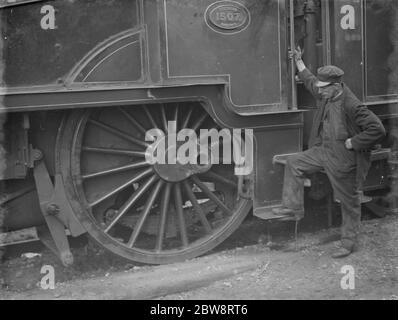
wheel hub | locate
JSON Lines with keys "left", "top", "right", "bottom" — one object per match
{"left": 153, "top": 139, "right": 212, "bottom": 182}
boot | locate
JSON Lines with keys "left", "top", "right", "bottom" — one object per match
{"left": 331, "top": 247, "right": 353, "bottom": 259}
{"left": 272, "top": 207, "right": 304, "bottom": 218}
{"left": 331, "top": 242, "right": 357, "bottom": 259}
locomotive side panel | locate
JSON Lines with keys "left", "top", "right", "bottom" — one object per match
{"left": 162, "top": 0, "right": 288, "bottom": 109}
{"left": 331, "top": 0, "right": 398, "bottom": 104}
{"left": 331, "top": 0, "right": 364, "bottom": 99}
{"left": 365, "top": 0, "right": 398, "bottom": 101}
{"left": 1, "top": 0, "right": 293, "bottom": 115}
{"left": 1, "top": 0, "right": 140, "bottom": 88}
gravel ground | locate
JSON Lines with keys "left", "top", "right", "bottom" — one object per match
{"left": 0, "top": 210, "right": 397, "bottom": 300}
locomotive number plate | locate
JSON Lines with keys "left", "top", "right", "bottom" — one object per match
{"left": 205, "top": 1, "right": 250, "bottom": 34}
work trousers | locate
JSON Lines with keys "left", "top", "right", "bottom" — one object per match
{"left": 282, "top": 146, "right": 361, "bottom": 249}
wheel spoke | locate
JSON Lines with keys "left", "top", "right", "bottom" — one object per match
{"left": 89, "top": 168, "right": 153, "bottom": 207}
{"left": 156, "top": 183, "right": 172, "bottom": 252}
{"left": 191, "top": 176, "right": 232, "bottom": 216}
{"left": 82, "top": 161, "right": 149, "bottom": 180}
{"left": 118, "top": 107, "right": 147, "bottom": 136}
{"left": 181, "top": 107, "right": 193, "bottom": 130}
{"left": 191, "top": 113, "right": 208, "bottom": 132}
{"left": 82, "top": 146, "right": 145, "bottom": 158}
{"left": 89, "top": 119, "right": 149, "bottom": 148}
{"left": 183, "top": 180, "right": 212, "bottom": 234}
{"left": 127, "top": 180, "right": 164, "bottom": 248}
{"left": 174, "top": 104, "right": 179, "bottom": 129}
{"left": 173, "top": 183, "right": 189, "bottom": 248}
{"left": 144, "top": 106, "right": 159, "bottom": 129}
{"left": 160, "top": 104, "right": 168, "bottom": 132}
{"left": 201, "top": 171, "right": 237, "bottom": 189}
{"left": 104, "top": 175, "right": 158, "bottom": 233}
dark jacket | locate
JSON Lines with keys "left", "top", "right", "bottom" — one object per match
{"left": 299, "top": 68, "right": 386, "bottom": 182}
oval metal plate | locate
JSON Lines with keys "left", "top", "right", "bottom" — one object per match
{"left": 205, "top": 1, "right": 250, "bottom": 34}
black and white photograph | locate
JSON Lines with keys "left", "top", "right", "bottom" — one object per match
{"left": 0, "top": 0, "right": 397, "bottom": 304}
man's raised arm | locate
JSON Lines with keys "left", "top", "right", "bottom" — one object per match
{"left": 290, "top": 47, "right": 321, "bottom": 99}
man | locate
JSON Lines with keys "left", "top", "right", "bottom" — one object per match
{"left": 273, "top": 47, "right": 386, "bottom": 258}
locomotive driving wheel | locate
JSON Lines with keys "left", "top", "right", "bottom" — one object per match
{"left": 57, "top": 104, "right": 251, "bottom": 264}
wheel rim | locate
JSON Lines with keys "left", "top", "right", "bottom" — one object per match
{"left": 59, "top": 104, "right": 251, "bottom": 264}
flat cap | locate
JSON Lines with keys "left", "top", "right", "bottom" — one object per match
{"left": 315, "top": 65, "right": 345, "bottom": 87}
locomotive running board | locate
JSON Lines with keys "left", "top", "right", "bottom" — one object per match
{"left": 0, "top": 227, "right": 39, "bottom": 247}
{"left": 0, "top": 0, "right": 45, "bottom": 9}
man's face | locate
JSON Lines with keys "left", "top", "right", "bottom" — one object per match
{"left": 318, "top": 83, "right": 342, "bottom": 99}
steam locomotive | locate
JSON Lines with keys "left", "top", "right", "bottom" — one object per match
{"left": 0, "top": 0, "right": 395, "bottom": 266}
